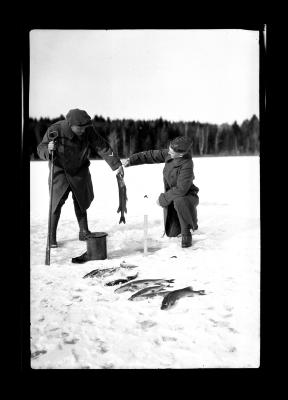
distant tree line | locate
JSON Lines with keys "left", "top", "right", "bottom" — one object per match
{"left": 27, "top": 114, "right": 259, "bottom": 160}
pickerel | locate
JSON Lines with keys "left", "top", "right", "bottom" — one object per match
{"left": 129, "top": 290, "right": 171, "bottom": 301}
{"left": 161, "top": 286, "right": 206, "bottom": 310}
{"left": 105, "top": 272, "right": 139, "bottom": 286}
{"left": 83, "top": 267, "right": 120, "bottom": 279}
{"left": 83, "top": 261, "right": 138, "bottom": 279}
{"left": 114, "top": 278, "right": 175, "bottom": 294}
{"left": 128, "top": 285, "right": 170, "bottom": 301}
{"left": 116, "top": 173, "right": 127, "bottom": 224}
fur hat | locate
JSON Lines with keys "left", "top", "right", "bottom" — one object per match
{"left": 66, "top": 109, "right": 91, "bottom": 126}
{"left": 170, "top": 136, "right": 192, "bottom": 153}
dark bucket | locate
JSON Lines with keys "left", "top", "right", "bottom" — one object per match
{"left": 86, "top": 232, "right": 108, "bottom": 260}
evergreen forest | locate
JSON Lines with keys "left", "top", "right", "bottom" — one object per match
{"left": 28, "top": 114, "right": 259, "bottom": 160}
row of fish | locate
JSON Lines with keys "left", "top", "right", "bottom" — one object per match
{"left": 82, "top": 261, "right": 206, "bottom": 310}
{"left": 113, "top": 278, "right": 205, "bottom": 309}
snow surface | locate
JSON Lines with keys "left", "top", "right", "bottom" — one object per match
{"left": 30, "top": 156, "right": 260, "bottom": 369}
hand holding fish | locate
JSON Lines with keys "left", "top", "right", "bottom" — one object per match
{"left": 115, "top": 165, "right": 124, "bottom": 177}
{"left": 123, "top": 159, "right": 130, "bottom": 167}
{"left": 48, "top": 141, "right": 56, "bottom": 153}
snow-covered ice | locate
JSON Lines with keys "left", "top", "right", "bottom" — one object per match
{"left": 30, "top": 156, "right": 260, "bottom": 369}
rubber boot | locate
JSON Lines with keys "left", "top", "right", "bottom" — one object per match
{"left": 72, "top": 252, "right": 89, "bottom": 263}
{"left": 74, "top": 201, "right": 91, "bottom": 241}
{"left": 181, "top": 231, "right": 192, "bottom": 248}
{"left": 50, "top": 210, "right": 61, "bottom": 248}
{"left": 78, "top": 213, "right": 91, "bottom": 240}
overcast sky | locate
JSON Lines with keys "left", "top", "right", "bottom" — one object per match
{"left": 29, "top": 29, "right": 259, "bottom": 124}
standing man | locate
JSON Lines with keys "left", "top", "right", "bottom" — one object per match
{"left": 37, "top": 108, "right": 123, "bottom": 248}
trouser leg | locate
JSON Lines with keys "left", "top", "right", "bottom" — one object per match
{"left": 165, "top": 203, "right": 181, "bottom": 237}
{"left": 190, "top": 196, "right": 199, "bottom": 231}
{"left": 50, "top": 209, "right": 61, "bottom": 248}
{"left": 50, "top": 187, "right": 70, "bottom": 247}
{"left": 72, "top": 194, "right": 91, "bottom": 240}
{"left": 173, "top": 197, "right": 193, "bottom": 234}
{"left": 173, "top": 196, "right": 198, "bottom": 248}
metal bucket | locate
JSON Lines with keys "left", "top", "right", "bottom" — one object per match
{"left": 86, "top": 232, "right": 108, "bottom": 260}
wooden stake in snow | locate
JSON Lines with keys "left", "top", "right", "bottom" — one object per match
{"left": 143, "top": 195, "right": 148, "bottom": 256}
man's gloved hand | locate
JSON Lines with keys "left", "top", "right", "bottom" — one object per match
{"left": 48, "top": 141, "right": 56, "bottom": 154}
{"left": 115, "top": 165, "right": 124, "bottom": 177}
{"left": 123, "top": 159, "right": 130, "bottom": 167}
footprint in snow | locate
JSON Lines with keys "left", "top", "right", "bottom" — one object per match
{"left": 228, "top": 327, "right": 238, "bottom": 334}
{"left": 162, "top": 336, "right": 177, "bottom": 342}
{"left": 40, "top": 299, "right": 49, "bottom": 308}
{"left": 63, "top": 337, "right": 79, "bottom": 344}
{"left": 223, "top": 313, "right": 233, "bottom": 318}
{"left": 31, "top": 350, "right": 47, "bottom": 359}
{"left": 71, "top": 295, "right": 83, "bottom": 302}
{"left": 139, "top": 320, "right": 157, "bottom": 329}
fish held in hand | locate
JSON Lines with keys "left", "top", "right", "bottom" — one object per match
{"left": 161, "top": 287, "right": 206, "bottom": 310}
{"left": 114, "top": 278, "right": 174, "bottom": 294}
{"left": 116, "top": 174, "right": 127, "bottom": 224}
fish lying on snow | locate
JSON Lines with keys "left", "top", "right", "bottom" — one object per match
{"left": 128, "top": 285, "right": 170, "bottom": 301}
{"left": 83, "top": 261, "right": 138, "bottom": 279}
{"left": 130, "top": 290, "right": 171, "bottom": 301}
{"left": 161, "top": 286, "right": 206, "bottom": 310}
{"left": 120, "top": 261, "right": 139, "bottom": 269}
{"left": 105, "top": 272, "right": 139, "bottom": 286}
{"left": 83, "top": 267, "right": 120, "bottom": 279}
{"left": 114, "top": 279, "right": 175, "bottom": 294}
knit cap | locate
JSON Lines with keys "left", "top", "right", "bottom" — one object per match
{"left": 170, "top": 136, "right": 192, "bottom": 153}
{"left": 66, "top": 109, "right": 92, "bottom": 126}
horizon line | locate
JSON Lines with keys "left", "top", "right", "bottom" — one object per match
{"left": 28, "top": 113, "right": 259, "bottom": 126}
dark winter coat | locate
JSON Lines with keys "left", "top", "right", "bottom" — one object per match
{"left": 128, "top": 149, "right": 199, "bottom": 237}
{"left": 37, "top": 120, "right": 122, "bottom": 214}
